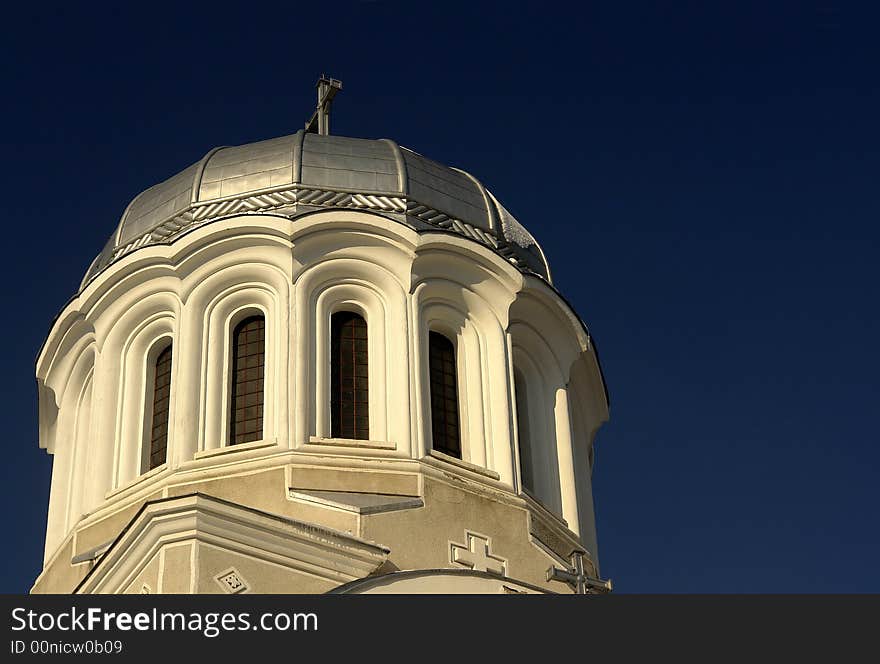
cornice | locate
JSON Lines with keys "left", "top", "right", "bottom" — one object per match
{"left": 82, "top": 183, "right": 545, "bottom": 292}
{"left": 75, "top": 493, "right": 390, "bottom": 593}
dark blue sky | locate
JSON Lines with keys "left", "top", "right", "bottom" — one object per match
{"left": 2, "top": 2, "right": 877, "bottom": 593}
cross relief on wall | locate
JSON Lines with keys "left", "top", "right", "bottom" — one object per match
{"left": 449, "top": 531, "right": 507, "bottom": 577}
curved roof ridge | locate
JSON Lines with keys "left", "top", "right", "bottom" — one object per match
{"left": 191, "top": 146, "right": 227, "bottom": 204}
{"left": 379, "top": 138, "right": 408, "bottom": 195}
{"left": 450, "top": 166, "right": 498, "bottom": 233}
{"left": 291, "top": 128, "right": 306, "bottom": 185}
{"left": 114, "top": 190, "right": 144, "bottom": 246}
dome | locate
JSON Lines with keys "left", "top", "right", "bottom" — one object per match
{"left": 81, "top": 130, "right": 551, "bottom": 290}
{"left": 38, "top": 123, "right": 610, "bottom": 596}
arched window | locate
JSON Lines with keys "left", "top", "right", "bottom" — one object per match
{"left": 229, "top": 315, "right": 265, "bottom": 445}
{"left": 147, "top": 344, "right": 173, "bottom": 471}
{"left": 331, "top": 312, "right": 369, "bottom": 439}
{"left": 428, "top": 331, "right": 461, "bottom": 458}
{"left": 514, "top": 368, "right": 535, "bottom": 492}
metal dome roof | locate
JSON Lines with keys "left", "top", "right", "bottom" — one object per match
{"left": 81, "top": 130, "right": 550, "bottom": 290}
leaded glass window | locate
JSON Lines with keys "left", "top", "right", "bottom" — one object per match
{"left": 148, "top": 344, "right": 172, "bottom": 470}
{"left": 428, "top": 332, "right": 461, "bottom": 458}
{"left": 229, "top": 316, "right": 265, "bottom": 445}
{"left": 331, "top": 312, "right": 369, "bottom": 440}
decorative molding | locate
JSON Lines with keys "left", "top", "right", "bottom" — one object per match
{"left": 307, "top": 436, "right": 396, "bottom": 451}
{"left": 424, "top": 450, "right": 501, "bottom": 481}
{"left": 193, "top": 438, "right": 279, "bottom": 461}
{"left": 332, "top": 569, "right": 546, "bottom": 594}
{"left": 449, "top": 531, "right": 507, "bottom": 576}
{"left": 214, "top": 567, "right": 249, "bottom": 594}
{"left": 70, "top": 540, "right": 112, "bottom": 566}
{"left": 74, "top": 493, "right": 390, "bottom": 594}
{"left": 89, "top": 184, "right": 540, "bottom": 291}
{"left": 104, "top": 460, "right": 168, "bottom": 502}
{"left": 288, "top": 489, "right": 423, "bottom": 516}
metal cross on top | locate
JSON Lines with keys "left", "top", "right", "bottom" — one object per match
{"left": 305, "top": 75, "right": 343, "bottom": 136}
{"left": 546, "top": 550, "right": 612, "bottom": 595}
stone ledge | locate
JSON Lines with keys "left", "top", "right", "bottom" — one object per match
{"left": 423, "top": 450, "right": 501, "bottom": 481}
{"left": 288, "top": 489, "right": 423, "bottom": 515}
{"left": 193, "top": 438, "right": 279, "bottom": 460}
{"left": 307, "top": 436, "right": 396, "bottom": 451}
{"left": 289, "top": 465, "right": 420, "bottom": 497}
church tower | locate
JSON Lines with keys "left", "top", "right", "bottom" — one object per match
{"left": 33, "top": 80, "right": 610, "bottom": 594}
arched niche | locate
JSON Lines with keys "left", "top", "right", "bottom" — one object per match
{"left": 511, "top": 336, "right": 564, "bottom": 516}
{"left": 289, "top": 213, "right": 416, "bottom": 455}
{"left": 412, "top": 276, "right": 516, "bottom": 486}
{"left": 294, "top": 255, "right": 409, "bottom": 454}
{"left": 114, "top": 315, "right": 176, "bottom": 489}
{"left": 508, "top": 279, "right": 606, "bottom": 536}
{"left": 186, "top": 270, "right": 287, "bottom": 456}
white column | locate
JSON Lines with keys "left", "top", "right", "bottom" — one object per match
{"left": 409, "top": 294, "right": 429, "bottom": 459}
{"left": 173, "top": 303, "right": 201, "bottom": 464}
{"left": 44, "top": 433, "right": 72, "bottom": 563}
{"left": 84, "top": 349, "right": 120, "bottom": 511}
{"left": 293, "top": 281, "right": 313, "bottom": 447}
{"left": 506, "top": 333, "right": 523, "bottom": 493}
{"left": 115, "top": 345, "right": 145, "bottom": 486}
{"left": 485, "top": 324, "right": 515, "bottom": 487}
{"left": 461, "top": 323, "right": 486, "bottom": 466}
{"left": 554, "top": 385, "right": 580, "bottom": 536}
{"left": 66, "top": 380, "right": 93, "bottom": 533}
